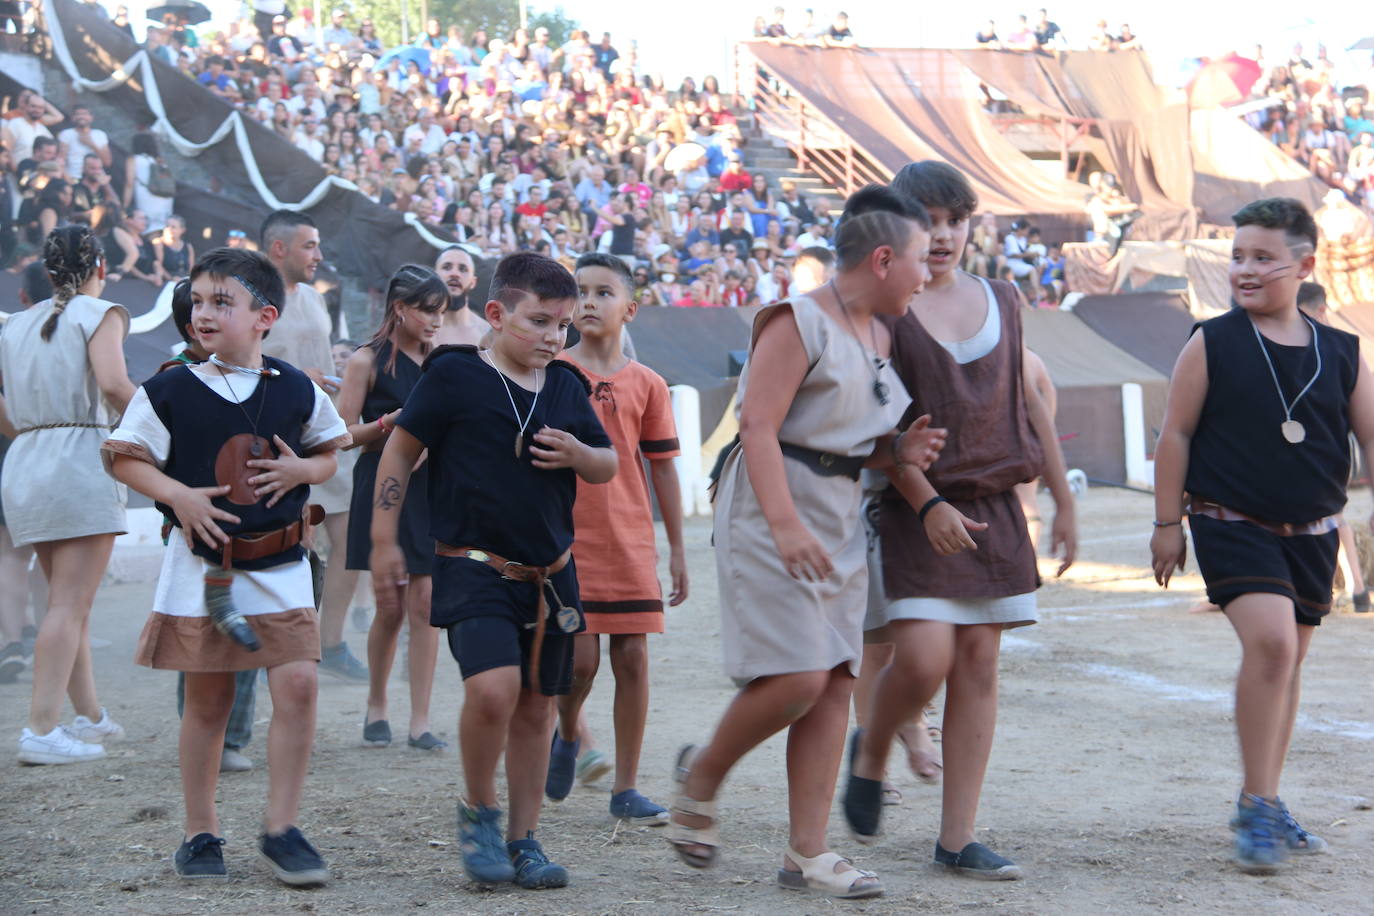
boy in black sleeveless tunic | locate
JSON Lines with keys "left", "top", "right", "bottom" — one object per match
{"left": 105, "top": 249, "right": 349, "bottom": 886}
{"left": 1151, "top": 199, "right": 1374, "bottom": 874}
{"left": 369, "top": 253, "right": 615, "bottom": 890}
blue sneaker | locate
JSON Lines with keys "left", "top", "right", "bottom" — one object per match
{"left": 458, "top": 803, "right": 515, "bottom": 885}
{"left": 609, "top": 789, "right": 670, "bottom": 825}
{"left": 545, "top": 733, "right": 579, "bottom": 801}
{"left": 259, "top": 826, "right": 330, "bottom": 886}
{"left": 1233, "top": 793, "right": 1289, "bottom": 874}
{"left": 507, "top": 832, "right": 569, "bottom": 889}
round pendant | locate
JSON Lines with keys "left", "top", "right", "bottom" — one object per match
{"left": 249, "top": 438, "right": 265, "bottom": 458}
{"left": 556, "top": 604, "right": 583, "bottom": 634}
{"left": 1281, "top": 420, "right": 1306, "bottom": 444}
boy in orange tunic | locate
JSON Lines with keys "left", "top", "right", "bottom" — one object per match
{"left": 545, "top": 252, "right": 689, "bottom": 823}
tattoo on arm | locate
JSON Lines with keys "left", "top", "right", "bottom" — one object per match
{"left": 376, "top": 475, "right": 402, "bottom": 511}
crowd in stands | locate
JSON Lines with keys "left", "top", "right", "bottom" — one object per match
{"left": 1242, "top": 43, "right": 1374, "bottom": 212}
{"left": 972, "top": 9, "right": 1141, "bottom": 53}
{"left": 751, "top": 7, "right": 855, "bottom": 46}
{"left": 1, "top": 83, "right": 193, "bottom": 286}
{"left": 2, "top": 2, "right": 847, "bottom": 307}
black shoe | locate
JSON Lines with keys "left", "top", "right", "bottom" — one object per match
{"left": 842, "top": 729, "right": 884, "bottom": 844}
{"left": 933, "top": 840, "right": 1024, "bottom": 880}
{"left": 259, "top": 826, "right": 330, "bottom": 886}
{"left": 1354, "top": 591, "right": 1370, "bottom": 613}
{"left": 362, "top": 718, "right": 391, "bottom": 747}
{"left": 174, "top": 833, "right": 227, "bottom": 880}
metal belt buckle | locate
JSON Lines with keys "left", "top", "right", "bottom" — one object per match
{"left": 463, "top": 549, "right": 492, "bottom": 563}
{"left": 819, "top": 452, "right": 835, "bottom": 468}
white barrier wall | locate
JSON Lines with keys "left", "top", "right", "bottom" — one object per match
{"left": 1122, "top": 382, "right": 1153, "bottom": 490}
{"left": 669, "top": 385, "right": 711, "bottom": 517}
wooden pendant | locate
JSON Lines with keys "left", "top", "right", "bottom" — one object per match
{"left": 515, "top": 432, "right": 523, "bottom": 458}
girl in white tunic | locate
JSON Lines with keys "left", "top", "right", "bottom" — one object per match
{"left": 0, "top": 225, "right": 135, "bottom": 765}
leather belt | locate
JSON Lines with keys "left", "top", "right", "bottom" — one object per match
{"left": 436, "top": 544, "right": 574, "bottom": 692}
{"left": 1188, "top": 498, "right": 1339, "bottom": 538}
{"left": 212, "top": 504, "right": 325, "bottom": 569}
{"left": 779, "top": 442, "right": 866, "bottom": 481}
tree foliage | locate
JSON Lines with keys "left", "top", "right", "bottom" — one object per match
{"left": 341, "top": 0, "right": 577, "bottom": 50}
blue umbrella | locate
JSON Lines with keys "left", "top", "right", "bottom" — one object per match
{"left": 376, "top": 46, "right": 432, "bottom": 76}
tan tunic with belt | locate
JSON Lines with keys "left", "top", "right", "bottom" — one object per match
{"left": 714, "top": 294, "right": 910, "bottom": 686}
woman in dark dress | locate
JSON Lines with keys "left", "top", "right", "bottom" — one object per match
{"left": 336, "top": 265, "right": 447, "bottom": 751}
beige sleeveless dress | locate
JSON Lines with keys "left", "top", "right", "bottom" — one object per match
{"left": 0, "top": 295, "right": 129, "bottom": 546}
{"left": 713, "top": 294, "right": 910, "bottom": 686}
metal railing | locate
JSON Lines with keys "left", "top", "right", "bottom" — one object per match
{"left": 733, "top": 41, "right": 891, "bottom": 199}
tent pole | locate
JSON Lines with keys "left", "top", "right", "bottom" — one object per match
{"left": 1060, "top": 117, "right": 1069, "bottom": 178}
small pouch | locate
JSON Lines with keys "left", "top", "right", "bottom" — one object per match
{"left": 214, "top": 432, "right": 273, "bottom": 506}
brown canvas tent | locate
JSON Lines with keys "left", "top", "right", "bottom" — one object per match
{"left": 1071, "top": 292, "right": 1196, "bottom": 377}
{"left": 1022, "top": 308, "right": 1168, "bottom": 482}
{"left": 744, "top": 43, "right": 1089, "bottom": 218}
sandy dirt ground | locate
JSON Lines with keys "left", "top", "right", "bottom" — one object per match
{"left": 2, "top": 486, "right": 1373, "bottom": 915}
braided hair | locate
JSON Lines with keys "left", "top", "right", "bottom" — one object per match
{"left": 40, "top": 225, "right": 103, "bottom": 342}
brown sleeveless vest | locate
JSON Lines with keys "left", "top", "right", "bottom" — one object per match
{"left": 879, "top": 278, "right": 1043, "bottom": 600}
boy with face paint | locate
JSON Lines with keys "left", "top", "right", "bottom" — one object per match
{"left": 106, "top": 247, "right": 349, "bottom": 885}
{"left": 370, "top": 252, "right": 616, "bottom": 889}
{"left": 1152, "top": 198, "right": 1374, "bottom": 873}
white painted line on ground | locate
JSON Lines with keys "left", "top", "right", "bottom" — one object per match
{"left": 1040, "top": 596, "right": 1182, "bottom": 615}
{"left": 1002, "top": 640, "right": 1374, "bottom": 742}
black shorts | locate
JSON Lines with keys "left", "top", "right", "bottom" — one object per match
{"left": 435, "top": 554, "right": 582, "bottom": 696}
{"left": 1189, "top": 513, "right": 1338, "bottom": 626}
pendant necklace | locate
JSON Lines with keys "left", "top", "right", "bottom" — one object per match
{"left": 829, "top": 281, "right": 891, "bottom": 406}
{"left": 482, "top": 350, "right": 542, "bottom": 457}
{"left": 1250, "top": 314, "right": 1321, "bottom": 445}
{"left": 215, "top": 362, "right": 271, "bottom": 457}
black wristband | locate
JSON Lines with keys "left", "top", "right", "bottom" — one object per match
{"left": 918, "top": 495, "right": 947, "bottom": 523}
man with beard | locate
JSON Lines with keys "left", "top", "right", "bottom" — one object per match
{"left": 434, "top": 245, "right": 490, "bottom": 347}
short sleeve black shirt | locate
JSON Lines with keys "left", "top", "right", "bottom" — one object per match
{"left": 397, "top": 347, "right": 612, "bottom": 566}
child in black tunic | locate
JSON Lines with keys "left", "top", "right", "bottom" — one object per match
{"left": 370, "top": 253, "right": 616, "bottom": 890}
{"left": 337, "top": 265, "right": 445, "bottom": 751}
{"left": 1152, "top": 198, "right": 1374, "bottom": 874}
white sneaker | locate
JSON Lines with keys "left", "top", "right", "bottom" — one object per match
{"left": 18, "top": 726, "right": 108, "bottom": 765}
{"left": 220, "top": 747, "right": 254, "bottom": 772}
{"left": 68, "top": 708, "right": 125, "bottom": 744}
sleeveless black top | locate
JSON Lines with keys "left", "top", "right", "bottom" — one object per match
{"left": 1186, "top": 307, "right": 1359, "bottom": 523}
{"left": 362, "top": 339, "right": 423, "bottom": 426}
{"left": 161, "top": 240, "right": 190, "bottom": 277}
{"left": 144, "top": 358, "right": 316, "bottom": 568}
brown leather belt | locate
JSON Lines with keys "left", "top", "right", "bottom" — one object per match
{"left": 1188, "top": 498, "right": 1339, "bottom": 538}
{"left": 437, "top": 543, "right": 572, "bottom": 691}
{"left": 205, "top": 504, "right": 326, "bottom": 569}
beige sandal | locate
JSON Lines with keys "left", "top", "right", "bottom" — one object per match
{"left": 777, "top": 848, "right": 884, "bottom": 899}
{"left": 667, "top": 744, "right": 720, "bottom": 868}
